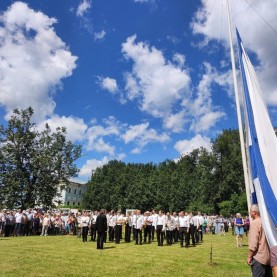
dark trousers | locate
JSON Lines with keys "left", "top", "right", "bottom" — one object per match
{"left": 134, "top": 228, "right": 142, "bottom": 244}
{"left": 173, "top": 228, "right": 179, "bottom": 242}
{"left": 166, "top": 230, "right": 173, "bottom": 245}
{"left": 82, "top": 226, "right": 88, "bottom": 242}
{"left": 15, "top": 223, "right": 22, "bottom": 236}
{"left": 4, "top": 225, "right": 12, "bottom": 237}
{"left": 151, "top": 226, "right": 155, "bottom": 241}
{"left": 198, "top": 225, "right": 203, "bottom": 241}
{"left": 26, "top": 221, "right": 32, "bottom": 236}
{"left": 144, "top": 225, "right": 152, "bottom": 242}
{"left": 125, "top": 224, "right": 131, "bottom": 242}
{"left": 115, "top": 225, "right": 122, "bottom": 243}
{"left": 91, "top": 224, "right": 96, "bottom": 241}
{"left": 179, "top": 227, "right": 189, "bottom": 247}
{"left": 189, "top": 224, "right": 196, "bottom": 245}
{"left": 97, "top": 231, "right": 105, "bottom": 249}
{"left": 156, "top": 225, "right": 164, "bottom": 246}
{"left": 251, "top": 258, "right": 272, "bottom": 277}
{"left": 109, "top": 226, "right": 114, "bottom": 241}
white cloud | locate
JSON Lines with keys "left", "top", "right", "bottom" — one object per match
{"left": 94, "top": 30, "right": 106, "bottom": 41}
{"left": 163, "top": 111, "right": 187, "bottom": 133}
{"left": 187, "top": 62, "right": 226, "bottom": 132}
{"left": 174, "top": 134, "right": 212, "bottom": 156}
{"left": 122, "top": 122, "right": 170, "bottom": 153}
{"left": 122, "top": 35, "right": 190, "bottom": 129}
{"left": 76, "top": 0, "right": 91, "bottom": 17}
{"left": 79, "top": 156, "right": 109, "bottom": 178}
{"left": 133, "top": 0, "right": 155, "bottom": 3}
{"left": 172, "top": 53, "right": 185, "bottom": 68}
{"left": 191, "top": 0, "right": 277, "bottom": 106}
{"left": 98, "top": 76, "right": 118, "bottom": 94}
{"left": 0, "top": 2, "right": 77, "bottom": 121}
{"left": 38, "top": 115, "right": 88, "bottom": 142}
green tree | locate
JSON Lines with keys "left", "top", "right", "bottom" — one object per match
{"left": 0, "top": 107, "right": 82, "bottom": 209}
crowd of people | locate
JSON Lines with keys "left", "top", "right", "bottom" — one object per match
{"left": 0, "top": 205, "right": 276, "bottom": 276}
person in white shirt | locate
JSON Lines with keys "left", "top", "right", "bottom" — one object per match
{"left": 172, "top": 212, "right": 179, "bottom": 243}
{"left": 81, "top": 211, "right": 90, "bottom": 242}
{"left": 124, "top": 212, "right": 132, "bottom": 243}
{"left": 90, "top": 210, "right": 98, "bottom": 241}
{"left": 115, "top": 211, "right": 124, "bottom": 244}
{"left": 143, "top": 211, "right": 153, "bottom": 243}
{"left": 197, "top": 211, "right": 204, "bottom": 242}
{"left": 134, "top": 210, "right": 144, "bottom": 245}
{"left": 151, "top": 210, "right": 158, "bottom": 241}
{"left": 165, "top": 212, "right": 175, "bottom": 245}
{"left": 190, "top": 212, "right": 198, "bottom": 246}
{"left": 178, "top": 211, "right": 190, "bottom": 248}
{"left": 41, "top": 214, "right": 50, "bottom": 236}
{"left": 156, "top": 210, "right": 166, "bottom": 246}
{"left": 14, "top": 209, "right": 23, "bottom": 236}
{"left": 108, "top": 210, "right": 116, "bottom": 242}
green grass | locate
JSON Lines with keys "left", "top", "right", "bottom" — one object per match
{"left": 0, "top": 232, "right": 250, "bottom": 277}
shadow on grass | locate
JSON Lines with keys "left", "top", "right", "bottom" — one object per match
{"left": 103, "top": 246, "right": 116, "bottom": 250}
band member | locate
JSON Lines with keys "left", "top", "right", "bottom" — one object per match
{"left": 90, "top": 210, "right": 98, "bottom": 241}
{"left": 95, "top": 209, "right": 107, "bottom": 249}
{"left": 179, "top": 211, "right": 190, "bottom": 248}
{"left": 190, "top": 211, "right": 198, "bottom": 246}
{"left": 144, "top": 211, "right": 153, "bottom": 243}
{"left": 81, "top": 211, "right": 90, "bottom": 242}
{"left": 172, "top": 211, "right": 179, "bottom": 243}
{"left": 125, "top": 212, "right": 132, "bottom": 243}
{"left": 134, "top": 210, "right": 144, "bottom": 245}
{"left": 151, "top": 210, "right": 158, "bottom": 241}
{"left": 165, "top": 212, "right": 175, "bottom": 245}
{"left": 197, "top": 211, "right": 204, "bottom": 242}
{"left": 115, "top": 211, "right": 123, "bottom": 244}
{"left": 156, "top": 210, "right": 166, "bottom": 246}
{"left": 108, "top": 210, "right": 116, "bottom": 242}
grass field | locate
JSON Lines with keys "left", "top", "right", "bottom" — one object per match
{"left": 0, "top": 232, "right": 250, "bottom": 277}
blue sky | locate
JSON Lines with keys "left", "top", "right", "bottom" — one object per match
{"left": 0, "top": 0, "right": 277, "bottom": 182}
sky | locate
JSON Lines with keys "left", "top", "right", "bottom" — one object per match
{"left": 0, "top": 0, "right": 277, "bottom": 182}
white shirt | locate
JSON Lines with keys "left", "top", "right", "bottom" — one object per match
{"left": 134, "top": 214, "right": 144, "bottom": 229}
{"left": 115, "top": 214, "right": 124, "bottom": 225}
{"left": 109, "top": 215, "right": 116, "bottom": 227}
{"left": 152, "top": 213, "right": 158, "bottom": 228}
{"left": 197, "top": 215, "right": 204, "bottom": 225}
{"left": 179, "top": 216, "right": 190, "bottom": 228}
{"left": 81, "top": 216, "right": 90, "bottom": 227}
{"left": 15, "top": 213, "right": 23, "bottom": 224}
{"left": 156, "top": 215, "right": 166, "bottom": 226}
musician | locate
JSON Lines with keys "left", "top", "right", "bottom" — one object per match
{"left": 90, "top": 210, "right": 98, "bottom": 241}
{"left": 165, "top": 212, "right": 175, "bottom": 245}
{"left": 81, "top": 211, "right": 90, "bottom": 242}
{"left": 190, "top": 211, "right": 198, "bottom": 246}
{"left": 134, "top": 210, "right": 144, "bottom": 245}
{"left": 144, "top": 211, "right": 153, "bottom": 243}
{"left": 125, "top": 212, "right": 132, "bottom": 243}
{"left": 197, "top": 211, "right": 204, "bottom": 242}
{"left": 108, "top": 210, "right": 116, "bottom": 242}
{"left": 156, "top": 210, "right": 166, "bottom": 246}
{"left": 115, "top": 211, "right": 123, "bottom": 244}
{"left": 151, "top": 210, "right": 158, "bottom": 241}
{"left": 172, "top": 211, "right": 179, "bottom": 243}
{"left": 179, "top": 211, "right": 190, "bottom": 248}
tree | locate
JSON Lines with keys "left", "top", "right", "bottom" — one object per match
{"left": 0, "top": 107, "right": 82, "bottom": 209}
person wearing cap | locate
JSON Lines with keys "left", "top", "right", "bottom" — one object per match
{"left": 144, "top": 211, "right": 153, "bottom": 243}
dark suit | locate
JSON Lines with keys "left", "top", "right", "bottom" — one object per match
{"left": 95, "top": 213, "right": 107, "bottom": 249}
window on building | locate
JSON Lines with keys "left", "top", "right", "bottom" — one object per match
{"left": 79, "top": 190, "right": 82, "bottom": 195}
{"left": 67, "top": 201, "right": 70, "bottom": 205}
{"left": 74, "top": 189, "right": 77, "bottom": 194}
{"left": 73, "top": 202, "right": 75, "bottom": 206}
{"left": 78, "top": 202, "right": 80, "bottom": 206}
{"left": 68, "top": 188, "right": 71, "bottom": 193}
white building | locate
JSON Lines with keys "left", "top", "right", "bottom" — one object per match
{"left": 54, "top": 180, "right": 87, "bottom": 207}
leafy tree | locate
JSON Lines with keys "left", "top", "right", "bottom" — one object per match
{"left": 0, "top": 107, "right": 82, "bottom": 209}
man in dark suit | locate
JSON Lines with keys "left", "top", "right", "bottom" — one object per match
{"left": 95, "top": 209, "right": 107, "bottom": 249}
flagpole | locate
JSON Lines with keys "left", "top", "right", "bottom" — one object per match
{"left": 226, "top": 0, "right": 251, "bottom": 211}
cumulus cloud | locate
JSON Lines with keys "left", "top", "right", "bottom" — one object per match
{"left": 174, "top": 134, "right": 212, "bottom": 156}
{"left": 191, "top": 0, "right": 277, "bottom": 105}
{"left": 76, "top": 0, "right": 91, "bottom": 17}
{"left": 98, "top": 76, "right": 118, "bottom": 94}
{"left": 122, "top": 122, "right": 170, "bottom": 153}
{"left": 37, "top": 115, "right": 88, "bottom": 143}
{"left": 0, "top": 2, "right": 77, "bottom": 121}
{"left": 172, "top": 53, "right": 185, "bottom": 68}
{"left": 188, "top": 62, "right": 226, "bottom": 132}
{"left": 94, "top": 30, "right": 106, "bottom": 41}
{"left": 122, "top": 35, "right": 190, "bottom": 131}
{"left": 79, "top": 156, "right": 109, "bottom": 178}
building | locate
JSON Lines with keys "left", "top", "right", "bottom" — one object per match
{"left": 54, "top": 180, "right": 87, "bottom": 207}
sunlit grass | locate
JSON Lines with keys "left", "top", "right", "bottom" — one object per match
{"left": 0, "top": 231, "right": 250, "bottom": 277}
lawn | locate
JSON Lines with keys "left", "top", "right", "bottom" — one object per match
{"left": 0, "top": 232, "right": 250, "bottom": 277}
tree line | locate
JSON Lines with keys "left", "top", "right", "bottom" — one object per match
{"left": 83, "top": 129, "right": 248, "bottom": 216}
